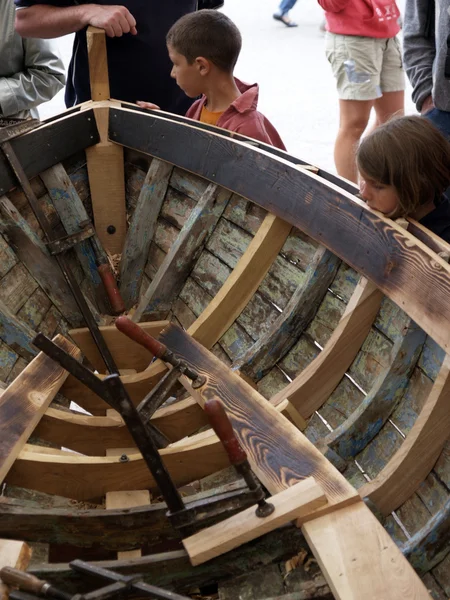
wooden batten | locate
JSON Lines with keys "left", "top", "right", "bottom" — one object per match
{"left": 85, "top": 27, "right": 126, "bottom": 254}
{"left": 183, "top": 478, "right": 327, "bottom": 566}
{"left": 0, "top": 539, "right": 31, "bottom": 600}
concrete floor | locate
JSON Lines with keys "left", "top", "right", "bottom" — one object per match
{"left": 37, "top": 0, "right": 416, "bottom": 173}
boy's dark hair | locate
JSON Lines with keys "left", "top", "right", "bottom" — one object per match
{"left": 166, "top": 10, "right": 242, "bottom": 73}
{"left": 357, "top": 115, "right": 450, "bottom": 216}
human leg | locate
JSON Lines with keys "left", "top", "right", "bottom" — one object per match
{"left": 325, "top": 34, "right": 382, "bottom": 181}
{"left": 372, "top": 90, "right": 404, "bottom": 128}
{"left": 335, "top": 99, "right": 373, "bottom": 182}
{"left": 273, "top": 0, "right": 298, "bottom": 26}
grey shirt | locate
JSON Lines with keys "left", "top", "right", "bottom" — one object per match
{"left": 403, "top": 0, "right": 450, "bottom": 112}
{"left": 0, "top": 0, "right": 65, "bottom": 119}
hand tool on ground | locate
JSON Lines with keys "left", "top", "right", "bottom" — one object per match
{"left": 204, "top": 399, "right": 275, "bottom": 518}
{"left": 115, "top": 316, "right": 206, "bottom": 388}
{"left": 0, "top": 567, "right": 72, "bottom": 600}
{"left": 32, "top": 332, "right": 275, "bottom": 534}
{"left": 0, "top": 120, "right": 121, "bottom": 374}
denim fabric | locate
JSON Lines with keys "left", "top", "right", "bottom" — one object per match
{"left": 425, "top": 108, "right": 450, "bottom": 139}
{"left": 276, "top": 0, "right": 297, "bottom": 15}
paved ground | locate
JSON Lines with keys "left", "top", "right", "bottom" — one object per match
{"left": 38, "top": 0, "right": 416, "bottom": 173}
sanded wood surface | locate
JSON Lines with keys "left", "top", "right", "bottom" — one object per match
{"left": 271, "top": 277, "right": 382, "bottom": 417}
{"left": 69, "top": 321, "right": 168, "bottom": 373}
{"left": 183, "top": 477, "right": 327, "bottom": 565}
{"left": 86, "top": 105, "right": 126, "bottom": 254}
{"left": 86, "top": 26, "right": 110, "bottom": 101}
{"left": 0, "top": 539, "right": 31, "bottom": 600}
{"left": 0, "top": 335, "right": 80, "bottom": 485}
{"left": 110, "top": 107, "right": 450, "bottom": 353}
{"left": 361, "top": 353, "right": 450, "bottom": 515}
{"left": 120, "top": 159, "right": 173, "bottom": 308}
{"left": 188, "top": 213, "right": 292, "bottom": 349}
{"left": 160, "top": 323, "right": 358, "bottom": 515}
{"left": 133, "top": 183, "right": 230, "bottom": 322}
{"left": 302, "top": 502, "right": 431, "bottom": 600}
{"left": 0, "top": 195, "right": 82, "bottom": 326}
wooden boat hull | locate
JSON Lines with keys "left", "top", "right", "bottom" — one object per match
{"left": 0, "top": 101, "right": 449, "bottom": 599}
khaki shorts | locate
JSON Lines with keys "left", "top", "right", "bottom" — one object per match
{"left": 325, "top": 33, "right": 405, "bottom": 101}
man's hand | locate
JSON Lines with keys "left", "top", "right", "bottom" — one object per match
{"left": 137, "top": 101, "right": 161, "bottom": 110}
{"left": 84, "top": 4, "right": 137, "bottom": 37}
{"left": 421, "top": 95, "right": 434, "bottom": 114}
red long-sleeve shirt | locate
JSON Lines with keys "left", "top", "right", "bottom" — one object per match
{"left": 319, "top": 0, "right": 400, "bottom": 38}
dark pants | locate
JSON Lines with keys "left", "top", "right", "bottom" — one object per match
{"left": 425, "top": 107, "right": 450, "bottom": 139}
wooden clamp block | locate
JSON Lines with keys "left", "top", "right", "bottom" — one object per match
{"left": 182, "top": 477, "right": 327, "bottom": 566}
{"left": 0, "top": 539, "right": 32, "bottom": 600}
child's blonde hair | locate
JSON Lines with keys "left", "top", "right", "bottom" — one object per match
{"left": 356, "top": 115, "right": 450, "bottom": 216}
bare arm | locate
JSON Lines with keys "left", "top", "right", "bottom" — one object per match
{"left": 15, "top": 4, "right": 137, "bottom": 39}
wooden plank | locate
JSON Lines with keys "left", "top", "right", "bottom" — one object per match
{"left": 120, "top": 159, "right": 173, "bottom": 308}
{"left": 183, "top": 478, "right": 327, "bottom": 566}
{"left": 160, "top": 323, "right": 359, "bottom": 515}
{"left": 60, "top": 360, "right": 168, "bottom": 415}
{"left": 302, "top": 502, "right": 431, "bottom": 600}
{"left": 237, "top": 246, "right": 340, "bottom": 381}
{"left": 361, "top": 353, "right": 450, "bottom": 515}
{"left": 0, "top": 299, "right": 37, "bottom": 362}
{"left": 188, "top": 214, "right": 292, "bottom": 349}
{"left": 133, "top": 184, "right": 230, "bottom": 322}
{"left": 0, "top": 334, "right": 80, "bottom": 485}
{"left": 0, "top": 110, "right": 99, "bottom": 197}
{"left": 0, "top": 195, "right": 82, "bottom": 326}
{"left": 324, "top": 321, "right": 426, "bottom": 459}
{"left": 110, "top": 107, "right": 450, "bottom": 354}
{"left": 0, "top": 539, "right": 31, "bottom": 600}
{"left": 69, "top": 320, "right": 168, "bottom": 373}
{"left": 40, "top": 164, "right": 108, "bottom": 312}
{"left": 271, "top": 278, "right": 382, "bottom": 417}
{"left": 86, "top": 26, "right": 110, "bottom": 101}
{"left": 86, "top": 106, "right": 126, "bottom": 254}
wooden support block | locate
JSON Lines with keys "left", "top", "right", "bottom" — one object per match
{"left": 0, "top": 539, "right": 32, "bottom": 600}
{"left": 277, "top": 399, "right": 307, "bottom": 431}
{"left": 183, "top": 477, "right": 326, "bottom": 566}
{"left": 105, "top": 445, "right": 151, "bottom": 560}
{"left": 86, "top": 26, "right": 110, "bottom": 101}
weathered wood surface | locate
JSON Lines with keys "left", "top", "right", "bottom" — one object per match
{"left": 402, "top": 498, "right": 450, "bottom": 575}
{"left": 271, "top": 277, "right": 382, "bottom": 416}
{"left": 302, "top": 502, "right": 431, "bottom": 600}
{"left": 69, "top": 321, "right": 168, "bottom": 373}
{"left": 120, "top": 159, "right": 173, "bottom": 308}
{"left": 110, "top": 107, "right": 450, "bottom": 353}
{"left": 324, "top": 321, "right": 426, "bottom": 459}
{"left": 188, "top": 213, "right": 292, "bottom": 349}
{"left": 0, "top": 298, "right": 37, "bottom": 362}
{"left": 40, "top": 163, "right": 108, "bottom": 312}
{"left": 160, "top": 323, "right": 358, "bottom": 513}
{"left": 0, "top": 335, "right": 80, "bottom": 484}
{"left": 133, "top": 183, "right": 231, "bottom": 321}
{"left": 29, "top": 526, "right": 309, "bottom": 592}
{"left": 0, "top": 195, "right": 82, "bottom": 326}
{"left": 237, "top": 247, "right": 340, "bottom": 381}
{"left": 183, "top": 478, "right": 327, "bottom": 566}
{"left": 362, "top": 353, "right": 450, "bottom": 515}
{"left": 0, "top": 110, "right": 99, "bottom": 196}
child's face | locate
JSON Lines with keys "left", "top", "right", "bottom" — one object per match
{"left": 359, "top": 174, "right": 400, "bottom": 217}
{"left": 167, "top": 45, "right": 204, "bottom": 98}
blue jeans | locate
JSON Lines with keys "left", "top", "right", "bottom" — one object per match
{"left": 425, "top": 108, "right": 450, "bottom": 139}
{"left": 276, "top": 0, "right": 297, "bottom": 15}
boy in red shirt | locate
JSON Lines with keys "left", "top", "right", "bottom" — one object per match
{"left": 138, "top": 10, "right": 285, "bottom": 150}
{"left": 319, "top": 0, "right": 405, "bottom": 183}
